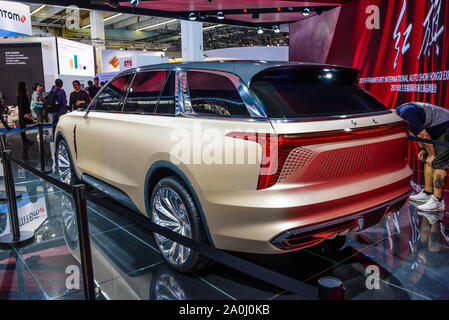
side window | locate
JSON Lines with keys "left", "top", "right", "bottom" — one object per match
{"left": 92, "top": 75, "right": 129, "bottom": 112}
{"left": 155, "top": 71, "right": 175, "bottom": 115}
{"left": 187, "top": 71, "right": 249, "bottom": 117}
{"left": 123, "top": 71, "right": 167, "bottom": 114}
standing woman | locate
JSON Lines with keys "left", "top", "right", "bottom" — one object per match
{"left": 16, "top": 81, "right": 33, "bottom": 145}
{"left": 31, "top": 83, "right": 44, "bottom": 123}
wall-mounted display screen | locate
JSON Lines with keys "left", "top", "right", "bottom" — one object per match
{"left": 0, "top": 42, "right": 44, "bottom": 104}
{"left": 57, "top": 38, "right": 95, "bottom": 77}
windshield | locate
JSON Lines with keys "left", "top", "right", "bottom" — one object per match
{"left": 249, "top": 67, "right": 389, "bottom": 119}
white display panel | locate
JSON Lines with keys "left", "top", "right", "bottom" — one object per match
{"left": 57, "top": 38, "right": 95, "bottom": 77}
{"left": 0, "top": 1, "right": 32, "bottom": 36}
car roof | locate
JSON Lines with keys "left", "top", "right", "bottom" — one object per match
{"left": 122, "top": 60, "right": 358, "bottom": 85}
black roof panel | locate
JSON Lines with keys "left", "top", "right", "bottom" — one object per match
{"left": 122, "top": 60, "right": 357, "bottom": 85}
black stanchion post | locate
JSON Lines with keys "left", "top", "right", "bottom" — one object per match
{"left": 38, "top": 122, "right": 52, "bottom": 173}
{"left": 318, "top": 276, "right": 345, "bottom": 300}
{"left": 0, "top": 132, "right": 6, "bottom": 151}
{"left": 0, "top": 133, "right": 21, "bottom": 201}
{"left": 38, "top": 122, "right": 45, "bottom": 172}
{"left": 72, "top": 184, "right": 95, "bottom": 300}
{"left": 0, "top": 150, "right": 34, "bottom": 246}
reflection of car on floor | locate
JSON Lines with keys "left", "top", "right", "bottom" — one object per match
{"left": 58, "top": 193, "right": 208, "bottom": 300}
{"left": 55, "top": 61, "right": 413, "bottom": 272}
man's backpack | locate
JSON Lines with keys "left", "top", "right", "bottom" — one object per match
{"left": 44, "top": 88, "right": 59, "bottom": 113}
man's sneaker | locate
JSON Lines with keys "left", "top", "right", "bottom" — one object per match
{"left": 417, "top": 195, "right": 446, "bottom": 212}
{"left": 410, "top": 190, "right": 432, "bottom": 203}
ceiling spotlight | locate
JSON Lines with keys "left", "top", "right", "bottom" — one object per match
{"left": 217, "top": 11, "right": 224, "bottom": 20}
{"left": 257, "top": 27, "right": 264, "bottom": 34}
{"left": 302, "top": 8, "right": 311, "bottom": 16}
{"left": 130, "top": 0, "right": 140, "bottom": 7}
{"left": 273, "top": 25, "right": 280, "bottom": 33}
{"left": 189, "top": 12, "right": 197, "bottom": 21}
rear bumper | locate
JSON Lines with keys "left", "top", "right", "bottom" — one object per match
{"left": 203, "top": 167, "right": 412, "bottom": 254}
{"left": 271, "top": 189, "right": 411, "bottom": 251}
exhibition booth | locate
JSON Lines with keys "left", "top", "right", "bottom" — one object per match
{"left": 0, "top": 0, "right": 447, "bottom": 305}
{"left": 0, "top": 37, "right": 169, "bottom": 103}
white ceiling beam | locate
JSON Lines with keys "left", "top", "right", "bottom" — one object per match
{"left": 128, "top": 17, "right": 165, "bottom": 30}
{"left": 112, "top": 16, "right": 141, "bottom": 29}
{"left": 135, "top": 19, "right": 179, "bottom": 32}
{"left": 34, "top": 7, "right": 66, "bottom": 23}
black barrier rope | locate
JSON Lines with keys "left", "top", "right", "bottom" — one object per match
{"left": 6, "top": 153, "right": 74, "bottom": 193}
{"left": 408, "top": 135, "right": 449, "bottom": 148}
{"left": 85, "top": 192, "right": 319, "bottom": 299}
{"left": 4, "top": 124, "right": 40, "bottom": 137}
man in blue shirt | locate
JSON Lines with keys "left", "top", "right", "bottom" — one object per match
{"left": 50, "top": 79, "right": 67, "bottom": 138}
{"left": 394, "top": 102, "right": 449, "bottom": 212}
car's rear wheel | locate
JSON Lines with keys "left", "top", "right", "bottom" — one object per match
{"left": 150, "top": 176, "right": 212, "bottom": 273}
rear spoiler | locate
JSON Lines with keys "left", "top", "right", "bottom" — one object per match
{"left": 250, "top": 65, "right": 360, "bottom": 85}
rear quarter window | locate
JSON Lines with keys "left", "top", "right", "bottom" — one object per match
{"left": 187, "top": 71, "right": 249, "bottom": 117}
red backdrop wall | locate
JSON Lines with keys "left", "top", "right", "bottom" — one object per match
{"left": 290, "top": 0, "right": 449, "bottom": 110}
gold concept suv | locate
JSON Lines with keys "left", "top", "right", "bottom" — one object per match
{"left": 55, "top": 61, "right": 412, "bottom": 272}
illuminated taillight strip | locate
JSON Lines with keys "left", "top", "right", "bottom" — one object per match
{"left": 227, "top": 121, "right": 408, "bottom": 190}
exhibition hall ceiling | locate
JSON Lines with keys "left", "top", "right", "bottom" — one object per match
{"left": 24, "top": 0, "right": 345, "bottom": 52}
{"left": 120, "top": 0, "right": 345, "bottom": 23}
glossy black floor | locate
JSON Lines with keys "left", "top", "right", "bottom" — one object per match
{"left": 0, "top": 130, "right": 448, "bottom": 300}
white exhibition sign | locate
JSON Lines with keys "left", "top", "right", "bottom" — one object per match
{"left": 0, "top": 1, "right": 31, "bottom": 36}
{"left": 0, "top": 196, "right": 48, "bottom": 235}
{"left": 57, "top": 37, "right": 95, "bottom": 77}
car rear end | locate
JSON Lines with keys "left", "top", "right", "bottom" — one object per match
{"left": 215, "top": 65, "right": 412, "bottom": 253}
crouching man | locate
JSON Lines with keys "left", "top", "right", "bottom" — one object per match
{"left": 394, "top": 102, "right": 449, "bottom": 212}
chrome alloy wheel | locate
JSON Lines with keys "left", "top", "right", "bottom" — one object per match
{"left": 57, "top": 143, "right": 72, "bottom": 184}
{"left": 152, "top": 186, "right": 192, "bottom": 266}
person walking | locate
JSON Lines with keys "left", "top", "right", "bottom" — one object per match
{"left": 16, "top": 81, "right": 33, "bottom": 145}
{"left": 31, "top": 83, "right": 45, "bottom": 123}
{"left": 0, "top": 93, "right": 11, "bottom": 130}
{"left": 48, "top": 79, "right": 67, "bottom": 138}
{"left": 394, "top": 102, "right": 449, "bottom": 212}
{"left": 69, "top": 80, "right": 90, "bottom": 111}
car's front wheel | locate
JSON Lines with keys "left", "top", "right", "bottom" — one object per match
{"left": 150, "top": 176, "right": 212, "bottom": 273}
{"left": 55, "top": 139, "right": 80, "bottom": 185}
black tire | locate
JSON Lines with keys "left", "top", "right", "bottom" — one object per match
{"left": 55, "top": 138, "right": 81, "bottom": 185}
{"left": 150, "top": 176, "right": 212, "bottom": 273}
